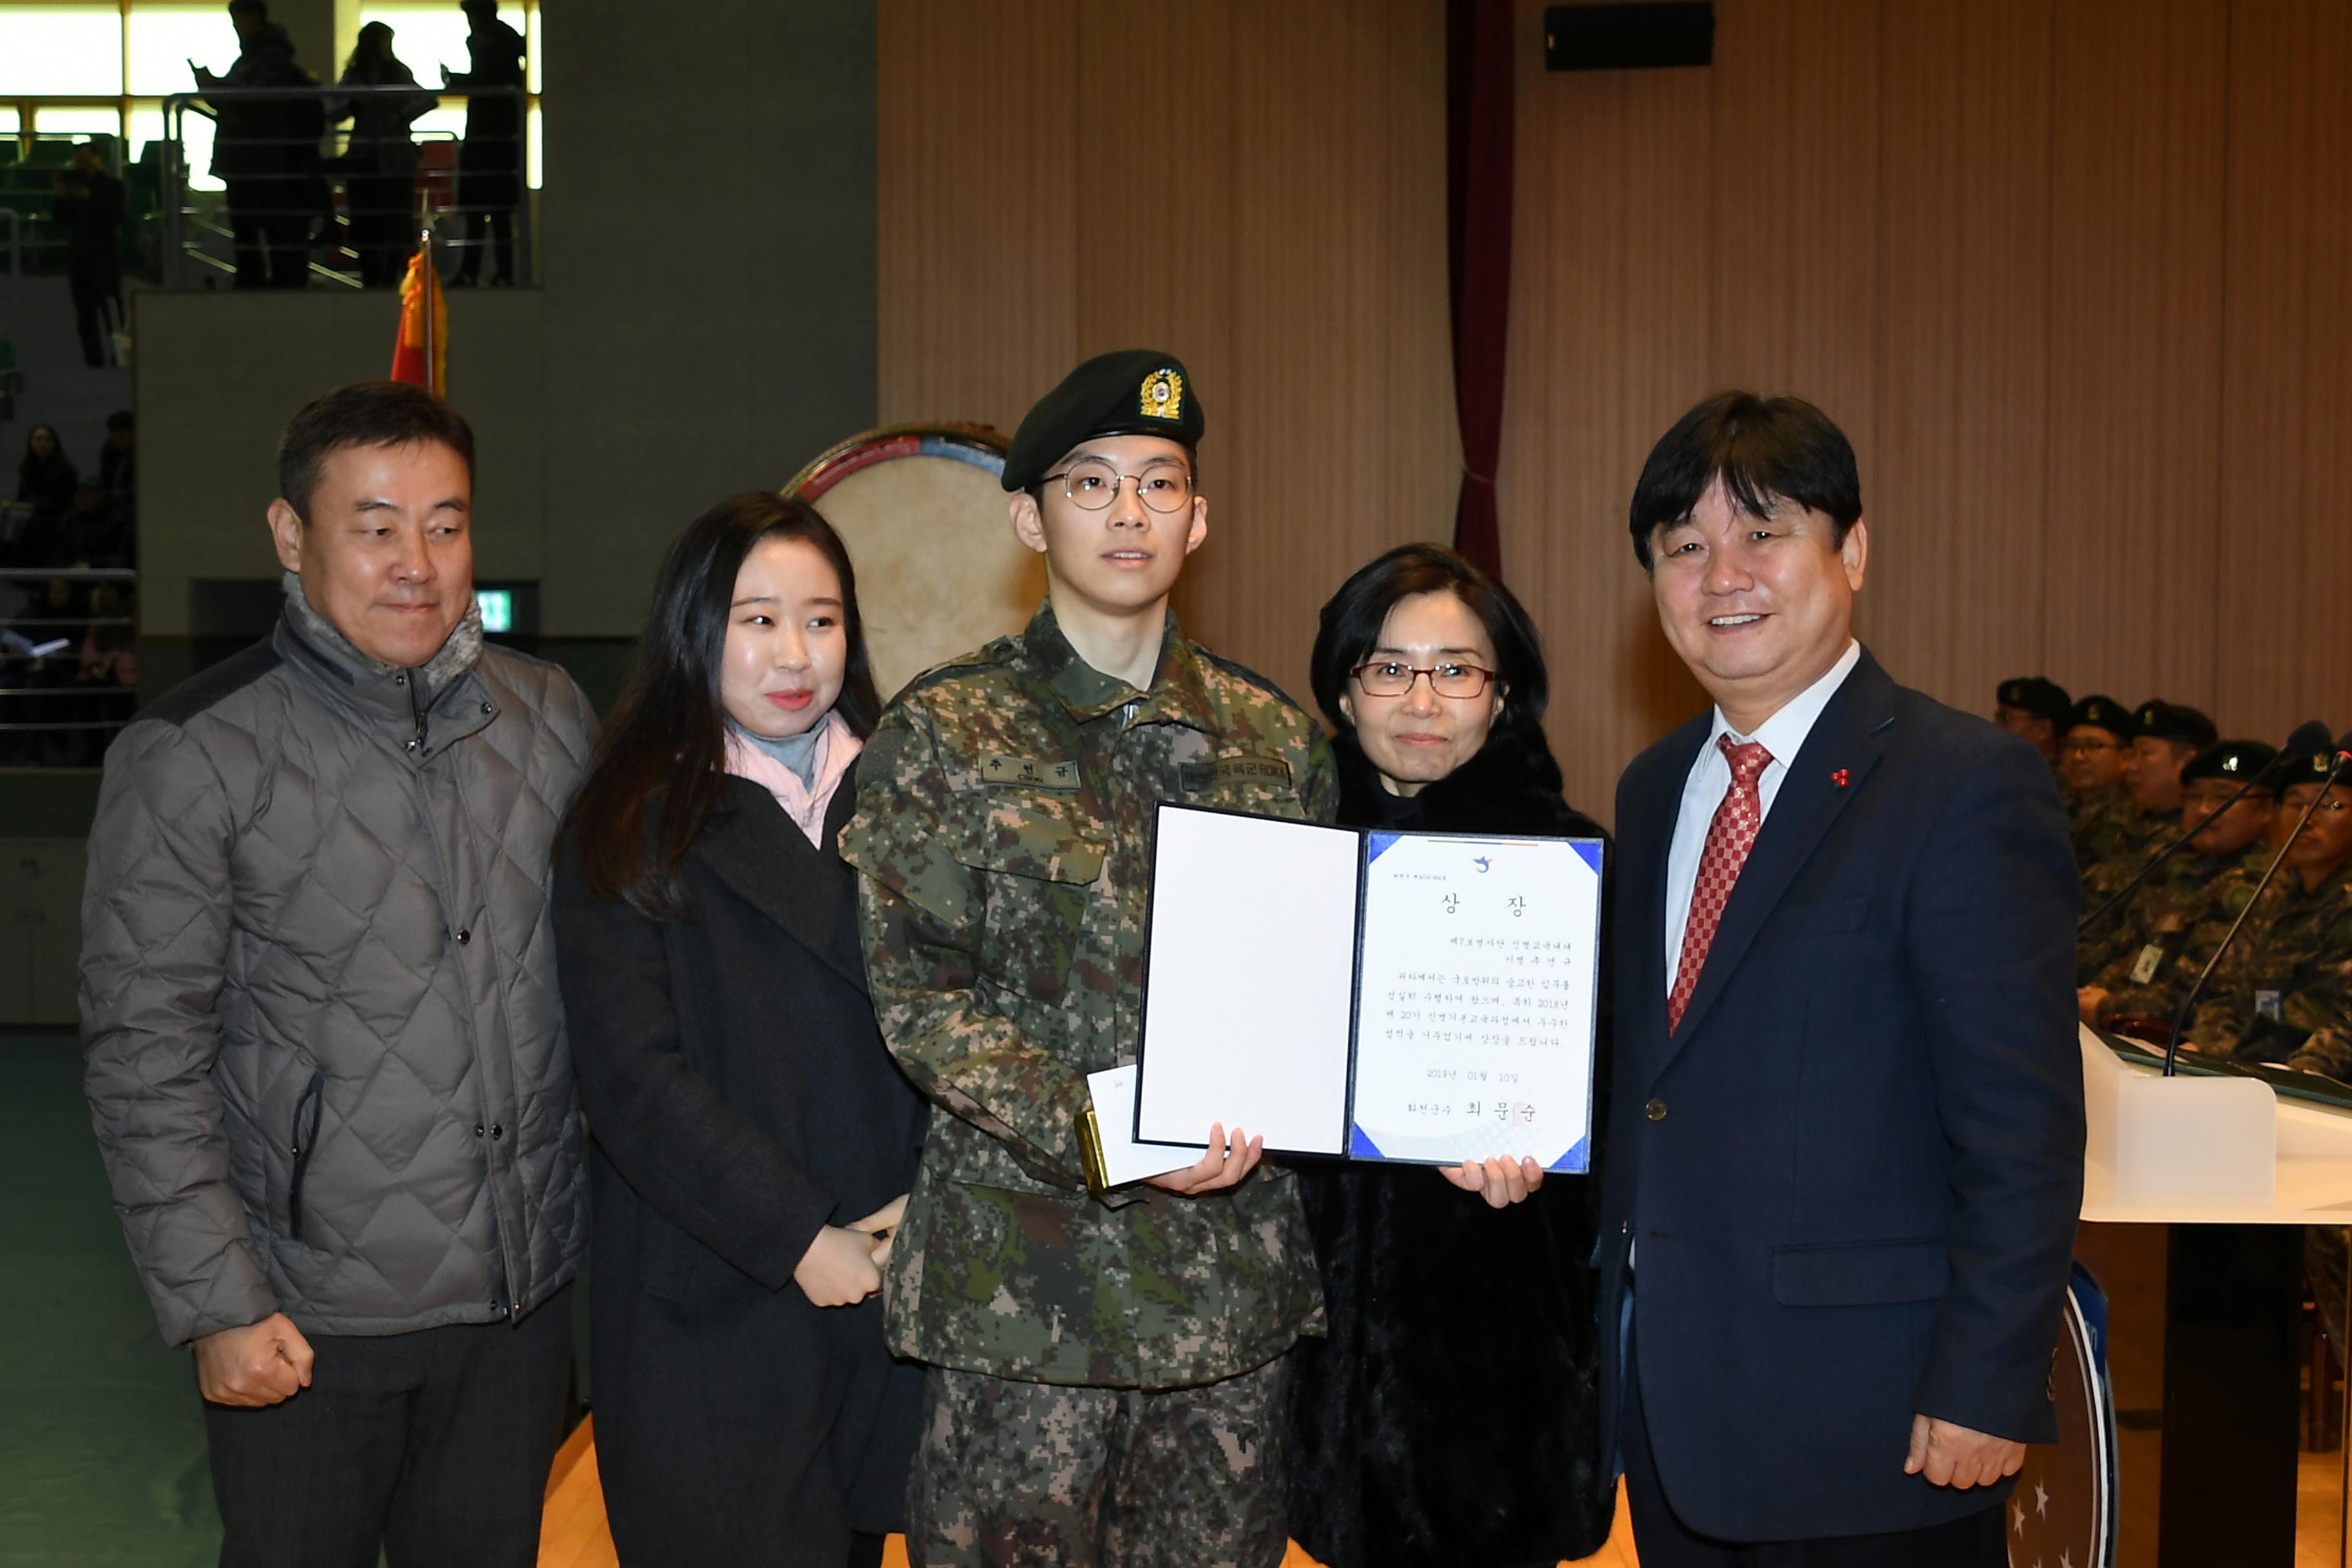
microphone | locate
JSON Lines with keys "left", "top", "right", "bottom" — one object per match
{"left": 2077, "top": 722, "right": 2322, "bottom": 935}
{"left": 2162, "top": 736, "right": 2352, "bottom": 1075}
{"left": 2275, "top": 721, "right": 2335, "bottom": 770}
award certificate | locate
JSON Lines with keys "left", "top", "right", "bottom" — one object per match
{"left": 1133, "top": 803, "right": 1602, "bottom": 1170}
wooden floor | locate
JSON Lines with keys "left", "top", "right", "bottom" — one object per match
{"left": 535, "top": 1419, "right": 1642, "bottom": 1568}
{"left": 534, "top": 1239, "right": 2352, "bottom": 1568}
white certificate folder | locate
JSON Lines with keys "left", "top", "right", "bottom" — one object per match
{"left": 1132, "top": 803, "right": 1603, "bottom": 1171}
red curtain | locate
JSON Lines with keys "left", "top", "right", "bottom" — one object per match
{"left": 1446, "top": 0, "right": 1516, "bottom": 578}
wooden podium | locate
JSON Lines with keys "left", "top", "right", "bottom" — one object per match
{"left": 2080, "top": 1027, "right": 2352, "bottom": 1566}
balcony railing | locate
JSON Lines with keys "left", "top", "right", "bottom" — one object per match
{"left": 0, "top": 565, "right": 139, "bottom": 769}
{"left": 156, "top": 85, "right": 532, "bottom": 289}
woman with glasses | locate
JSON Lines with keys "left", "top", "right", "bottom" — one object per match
{"left": 2060, "top": 694, "right": 2139, "bottom": 868}
{"left": 1286, "top": 544, "right": 1613, "bottom": 1568}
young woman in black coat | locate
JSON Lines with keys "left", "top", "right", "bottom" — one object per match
{"left": 554, "top": 495, "right": 925, "bottom": 1568}
{"left": 1287, "top": 544, "right": 1614, "bottom": 1568}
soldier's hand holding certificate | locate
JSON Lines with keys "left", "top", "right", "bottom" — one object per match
{"left": 1126, "top": 803, "right": 1602, "bottom": 1170}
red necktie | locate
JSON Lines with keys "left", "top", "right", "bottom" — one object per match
{"left": 1669, "top": 736, "right": 1774, "bottom": 1032}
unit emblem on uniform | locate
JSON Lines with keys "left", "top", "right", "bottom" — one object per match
{"left": 1141, "top": 369, "right": 1183, "bottom": 422}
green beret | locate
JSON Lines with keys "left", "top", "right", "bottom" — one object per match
{"left": 1996, "top": 676, "right": 2070, "bottom": 725}
{"left": 1001, "top": 349, "right": 1203, "bottom": 493}
{"left": 2132, "top": 700, "right": 2218, "bottom": 749}
{"left": 2068, "top": 695, "right": 2131, "bottom": 741}
{"left": 2181, "top": 740, "right": 2277, "bottom": 786}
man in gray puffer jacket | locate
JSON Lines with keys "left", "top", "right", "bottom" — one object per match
{"left": 81, "top": 380, "right": 594, "bottom": 1567}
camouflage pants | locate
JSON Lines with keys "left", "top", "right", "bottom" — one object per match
{"left": 904, "top": 1355, "right": 1291, "bottom": 1568}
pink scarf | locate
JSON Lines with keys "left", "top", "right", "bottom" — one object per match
{"left": 722, "top": 712, "right": 863, "bottom": 848}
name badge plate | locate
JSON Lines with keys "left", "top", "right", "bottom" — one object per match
{"left": 980, "top": 756, "right": 1081, "bottom": 790}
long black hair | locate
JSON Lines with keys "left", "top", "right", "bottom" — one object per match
{"left": 343, "top": 20, "right": 397, "bottom": 78}
{"left": 569, "top": 493, "right": 882, "bottom": 919}
{"left": 17, "top": 424, "right": 74, "bottom": 496}
{"left": 1309, "top": 542, "right": 1550, "bottom": 752}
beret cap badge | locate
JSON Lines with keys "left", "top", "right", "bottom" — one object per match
{"left": 1142, "top": 369, "right": 1184, "bottom": 422}
{"left": 999, "top": 348, "right": 1204, "bottom": 493}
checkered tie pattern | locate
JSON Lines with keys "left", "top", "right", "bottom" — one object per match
{"left": 1668, "top": 736, "right": 1775, "bottom": 1032}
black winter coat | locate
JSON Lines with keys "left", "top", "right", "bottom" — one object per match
{"left": 553, "top": 773, "right": 927, "bottom": 1566}
{"left": 1287, "top": 729, "right": 1614, "bottom": 1568}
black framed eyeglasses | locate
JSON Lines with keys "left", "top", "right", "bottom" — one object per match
{"left": 1349, "top": 660, "right": 1496, "bottom": 699}
{"left": 1040, "top": 457, "right": 1195, "bottom": 514}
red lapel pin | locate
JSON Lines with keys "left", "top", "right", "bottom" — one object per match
{"left": 1831, "top": 768, "right": 1850, "bottom": 789}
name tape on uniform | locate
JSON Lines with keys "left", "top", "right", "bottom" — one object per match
{"left": 980, "top": 756, "right": 1082, "bottom": 790}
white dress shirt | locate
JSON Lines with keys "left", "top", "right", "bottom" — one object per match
{"left": 1661, "top": 640, "right": 1863, "bottom": 993}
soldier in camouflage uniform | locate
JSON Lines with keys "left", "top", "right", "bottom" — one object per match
{"left": 2076, "top": 703, "right": 2225, "bottom": 985}
{"left": 2061, "top": 694, "right": 2142, "bottom": 868}
{"left": 2116, "top": 700, "right": 2215, "bottom": 834}
{"left": 1993, "top": 675, "right": 2070, "bottom": 790}
{"left": 2078, "top": 739, "right": 2275, "bottom": 1028}
{"left": 2177, "top": 749, "right": 2352, "bottom": 1067}
{"left": 2244, "top": 751, "right": 2352, "bottom": 1365}
{"left": 838, "top": 350, "right": 1329, "bottom": 1568}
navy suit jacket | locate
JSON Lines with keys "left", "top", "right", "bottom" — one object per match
{"left": 1596, "top": 647, "right": 2084, "bottom": 1541}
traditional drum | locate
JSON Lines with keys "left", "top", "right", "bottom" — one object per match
{"left": 786, "top": 424, "right": 1043, "bottom": 701}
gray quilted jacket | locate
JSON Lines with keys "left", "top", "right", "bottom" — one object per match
{"left": 81, "top": 576, "right": 595, "bottom": 1347}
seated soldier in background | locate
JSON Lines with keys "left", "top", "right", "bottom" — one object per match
{"left": 2079, "top": 700, "right": 2222, "bottom": 979}
{"left": 2063, "top": 694, "right": 2140, "bottom": 868}
{"left": 2079, "top": 739, "right": 2276, "bottom": 1029}
{"left": 1995, "top": 676, "right": 2071, "bottom": 786}
{"left": 2265, "top": 746, "right": 2352, "bottom": 1369}
{"left": 2119, "top": 700, "right": 2217, "bottom": 840}
{"left": 2180, "top": 747, "right": 2352, "bottom": 1066}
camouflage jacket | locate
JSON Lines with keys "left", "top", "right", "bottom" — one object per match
{"left": 2070, "top": 789, "right": 2155, "bottom": 872}
{"left": 837, "top": 600, "right": 1336, "bottom": 1390}
{"left": 2073, "top": 803, "right": 2172, "bottom": 982}
{"left": 2185, "top": 858, "right": 2352, "bottom": 1066}
{"left": 2084, "top": 844, "right": 2268, "bottom": 1018}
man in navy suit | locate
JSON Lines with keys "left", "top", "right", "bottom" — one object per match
{"left": 1598, "top": 392, "right": 2085, "bottom": 1565}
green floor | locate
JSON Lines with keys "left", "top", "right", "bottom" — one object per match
{"left": 0, "top": 1028, "right": 220, "bottom": 1565}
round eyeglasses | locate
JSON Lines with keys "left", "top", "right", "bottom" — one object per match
{"left": 1041, "top": 457, "right": 1195, "bottom": 514}
{"left": 1350, "top": 660, "right": 1496, "bottom": 699}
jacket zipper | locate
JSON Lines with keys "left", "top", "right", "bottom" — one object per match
{"left": 287, "top": 1070, "right": 325, "bottom": 1242}
{"left": 406, "top": 668, "right": 428, "bottom": 758}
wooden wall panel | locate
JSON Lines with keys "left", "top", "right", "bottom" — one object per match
{"left": 876, "top": 0, "right": 1453, "bottom": 709}
{"left": 2214, "top": 0, "right": 2352, "bottom": 744}
{"left": 1500, "top": 0, "right": 1713, "bottom": 821}
{"left": 1073, "top": 4, "right": 1240, "bottom": 649}
{"left": 1705, "top": 0, "right": 1883, "bottom": 489}
{"left": 2042, "top": 0, "right": 2230, "bottom": 714}
{"left": 1215, "top": 0, "right": 1456, "bottom": 705}
{"left": 876, "top": 1, "right": 1077, "bottom": 433}
{"left": 881, "top": 0, "right": 2352, "bottom": 821}
{"left": 1867, "top": 0, "right": 2055, "bottom": 714}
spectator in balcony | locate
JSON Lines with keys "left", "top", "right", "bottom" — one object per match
{"left": 0, "top": 577, "right": 88, "bottom": 766}
{"left": 195, "top": 0, "right": 318, "bottom": 289}
{"left": 55, "top": 480, "right": 136, "bottom": 571}
{"left": 445, "top": 0, "right": 524, "bottom": 287}
{"left": 78, "top": 580, "right": 139, "bottom": 691}
{"left": 14, "top": 426, "right": 77, "bottom": 529}
{"left": 330, "top": 23, "right": 435, "bottom": 288}
{"left": 73, "top": 578, "right": 141, "bottom": 765}
{"left": 101, "top": 411, "right": 135, "bottom": 527}
{"left": 52, "top": 144, "right": 127, "bottom": 368}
